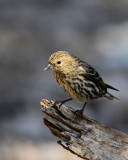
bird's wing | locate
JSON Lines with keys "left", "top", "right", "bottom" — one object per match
{"left": 79, "top": 61, "right": 106, "bottom": 89}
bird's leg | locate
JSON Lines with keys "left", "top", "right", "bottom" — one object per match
{"left": 75, "top": 102, "right": 87, "bottom": 117}
{"left": 54, "top": 98, "right": 72, "bottom": 108}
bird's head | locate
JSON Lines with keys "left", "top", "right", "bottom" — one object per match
{"left": 44, "top": 51, "right": 77, "bottom": 73}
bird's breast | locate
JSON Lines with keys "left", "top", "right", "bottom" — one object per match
{"left": 53, "top": 71, "right": 66, "bottom": 86}
{"left": 53, "top": 72, "right": 87, "bottom": 103}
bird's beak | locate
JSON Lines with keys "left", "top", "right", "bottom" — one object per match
{"left": 44, "top": 63, "right": 53, "bottom": 70}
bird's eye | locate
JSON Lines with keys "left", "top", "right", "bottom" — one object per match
{"left": 57, "top": 61, "right": 61, "bottom": 64}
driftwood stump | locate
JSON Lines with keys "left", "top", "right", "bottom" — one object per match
{"left": 40, "top": 99, "right": 128, "bottom": 160}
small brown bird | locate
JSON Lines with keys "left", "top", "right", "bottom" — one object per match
{"left": 44, "top": 51, "right": 119, "bottom": 115}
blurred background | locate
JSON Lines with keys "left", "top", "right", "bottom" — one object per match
{"left": 0, "top": 0, "right": 128, "bottom": 159}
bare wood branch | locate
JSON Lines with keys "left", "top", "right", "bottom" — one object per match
{"left": 40, "top": 99, "right": 128, "bottom": 160}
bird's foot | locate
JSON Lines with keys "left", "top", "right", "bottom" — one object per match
{"left": 74, "top": 109, "right": 85, "bottom": 121}
{"left": 53, "top": 98, "right": 72, "bottom": 109}
{"left": 75, "top": 102, "right": 86, "bottom": 120}
{"left": 75, "top": 109, "right": 84, "bottom": 117}
{"left": 53, "top": 101, "right": 63, "bottom": 108}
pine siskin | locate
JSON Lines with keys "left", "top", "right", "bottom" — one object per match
{"left": 44, "top": 51, "right": 119, "bottom": 115}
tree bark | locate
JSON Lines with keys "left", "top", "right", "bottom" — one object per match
{"left": 40, "top": 99, "right": 128, "bottom": 160}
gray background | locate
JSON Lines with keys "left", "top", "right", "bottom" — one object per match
{"left": 0, "top": 0, "right": 128, "bottom": 159}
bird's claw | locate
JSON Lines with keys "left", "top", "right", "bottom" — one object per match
{"left": 53, "top": 101, "right": 63, "bottom": 108}
{"left": 75, "top": 110, "right": 83, "bottom": 116}
{"left": 75, "top": 109, "right": 84, "bottom": 121}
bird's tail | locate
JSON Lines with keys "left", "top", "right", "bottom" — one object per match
{"left": 104, "top": 92, "right": 119, "bottom": 100}
{"left": 105, "top": 83, "right": 119, "bottom": 91}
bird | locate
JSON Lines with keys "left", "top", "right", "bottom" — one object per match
{"left": 44, "top": 51, "right": 119, "bottom": 115}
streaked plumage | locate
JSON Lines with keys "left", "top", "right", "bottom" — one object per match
{"left": 44, "top": 51, "right": 119, "bottom": 114}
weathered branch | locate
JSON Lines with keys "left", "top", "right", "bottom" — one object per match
{"left": 40, "top": 99, "right": 128, "bottom": 160}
